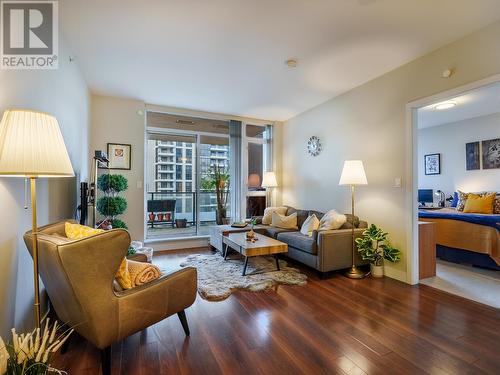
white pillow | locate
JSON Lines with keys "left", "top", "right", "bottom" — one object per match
{"left": 262, "top": 206, "right": 287, "bottom": 225}
{"left": 300, "top": 214, "right": 320, "bottom": 237}
{"left": 318, "top": 209, "right": 346, "bottom": 230}
{"left": 271, "top": 212, "right": 298, "bottom": 229}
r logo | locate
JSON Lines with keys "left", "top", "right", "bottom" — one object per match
{"left": 1, "top": 1, "right": 58, "bottom": 69}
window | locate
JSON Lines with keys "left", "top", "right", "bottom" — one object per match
{"left": 185, "top": 165, "right": 192, "bottom": 180}
{"left": 186, "top": 182, "right": 192, "bottom": 192}
{"left": 176, "top": 148, "right": 183, "bottom": 163}
{"left": 176, "top": 181, "right": 182, "bottom": 192}
{"left": 186, "top": 149, "right": 192, "bottom": 164}
{"left": 176, "top": 165, "right": 182, "bottom": 179}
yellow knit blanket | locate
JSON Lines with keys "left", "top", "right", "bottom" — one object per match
{"left": 127, "top": 259, "right": 161, "bottom": 287}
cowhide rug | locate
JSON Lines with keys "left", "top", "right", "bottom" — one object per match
{"left": 180, "top": 253, "right": 307, "bottom": 301}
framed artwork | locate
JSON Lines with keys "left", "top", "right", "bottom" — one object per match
{"left": 465, "top": 142, "right": 480, "bottom": 170}
{"left": 107, "top": 143, "right": 131, "bottom": 170}
{"left": 482, "top": 138, "right": 500, "bottom": 169}
{"left": 424, "top": 153, "right": 440, "bottom": 175}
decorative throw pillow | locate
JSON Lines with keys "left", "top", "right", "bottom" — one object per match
{"left": 65, "top": 222, "right": 104, "bottom": 239}
{"left": 65, "top": 222, "right": 132, "bottom": 289}
{"left": 494, "top": 197, "right": 500, "bottom": 214}
{"left": 300, "top": 214, "right": 320, "bottom": 237}
{"left": 262, "top": 206, "right": 287, "bottom": 225}
{"left": 271, "top": 212, "right": 298, "bottom": 229}
{"left": 456, "top": 191, "right": 469, "bottom": 211}
{"left": 463, "top": 192, "right": 496, "bottom": 214}
{"left": 318, "top": 209, "right": 347, "bottom": 231}
{"left": 450, "top": 192, "right": 459, "bottom": 208}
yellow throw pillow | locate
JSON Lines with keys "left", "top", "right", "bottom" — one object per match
{"left": 463, "top": 193, "right": 496, "bottom": 214}
{"left": 262, "top": 206, "right": 288, "bottom": 225}
{"left": 65, "top": 222, "right": 104, "bottom": 239}
{"left": 271, "top": 212, "right": 298, "bottom": 229}
{"left": 64, "top": 222, "right": 132, "bottom": 289}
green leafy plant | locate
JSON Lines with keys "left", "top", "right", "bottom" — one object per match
{"left": 96, "top": 174, "right": 128, "bottom": 229}
{"left": 201, "top": 164, "right": 230, "bottom": 224}
{"left": 355, "top": 224, "right": 401, "bottom": 266}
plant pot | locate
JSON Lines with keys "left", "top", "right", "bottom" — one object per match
{"left": 157, "top": 213, "right": 164, "bottom": 221}
{"left": 175, "top": 219, "right": 187, "bottom": 228}
{"left": 148, "top": 213, "right": 156, "bottom": 222}
{"left": 164, "top": 212, "right": 171, "bottom": 221}
{"left": 216, "top": 208, "right": 227, "bottom": 225}
{"left": 370, "top": 264, "right": 384, "bottom": 278}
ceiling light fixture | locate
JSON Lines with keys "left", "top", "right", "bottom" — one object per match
{"left": 434, "top": 101, "right": 457, "bottom": 110}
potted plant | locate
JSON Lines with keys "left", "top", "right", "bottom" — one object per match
{"left": 201, "top": 164, "right": 230, "bottom": 225}
{"left": 96, "top": 174, "right": 128, "bottom": 229}
{"left": 246, "top": 218, "right": 257, "bottom": 240}
{"left": 355, "top": 224, "right": 401, "bottom": 278}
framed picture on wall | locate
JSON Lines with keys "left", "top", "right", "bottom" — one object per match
{"left": 424, "top": 153, "right": 440, "bottom": 175}
{"left": 107, "top": 143, "right": 132, "bottom": 170}
{"left": 465, "top": 141, "right": 480, "bottom": 170}
{"left": 482, "top": 138, "right": 500, "bottom": 169}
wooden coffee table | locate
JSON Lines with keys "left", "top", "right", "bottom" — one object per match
{"left": 222, "top": 232, "right": 288, "bottom": 276}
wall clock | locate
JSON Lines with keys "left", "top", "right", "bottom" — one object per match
{"left": 307, "top": 136, "right": 322, "bottom": 156}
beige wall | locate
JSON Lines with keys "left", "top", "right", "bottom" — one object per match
{"left": 0, "top": 39, "right": 90, "bottom": 336}
{"left": 282, "top": 21, "right": 500, "bottom": 282}
{"left": 90, "top": 95, "right": 146, "bottom": 241}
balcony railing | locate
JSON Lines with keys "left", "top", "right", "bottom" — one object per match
{"left": 146, "top": 190, "right": 230, "bottom": 230}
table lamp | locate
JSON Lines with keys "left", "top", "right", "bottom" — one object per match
{"left": 0, "top": 109, "right": 74, "bottom": 328}
{"left": 261, "top": 171, "right": 278, "bottom": 207}
{"left": 339, "top": 160, "right": 367, "bottom": 279}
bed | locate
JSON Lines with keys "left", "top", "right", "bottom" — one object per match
{"left": 418, "top": 208, "right": 500, "bottom": 270}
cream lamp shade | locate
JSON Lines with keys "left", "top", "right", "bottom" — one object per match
{"left": 0, "top": 109, "right": 74, "bottom": 177}
{"left": 339, "top": 160, "right": 367, "bottom": 186}
{"left": 261, "top": 171, "right": 278, "bottom": 188}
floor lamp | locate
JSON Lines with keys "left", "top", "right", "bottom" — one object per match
{"left": 339, "top": 160, "right": 368, "bottom": 279}
{"left": 261, "top": 171, "right": 278, "bottom": 207}
{"left": 0, "top": 109, "right": 74, "bottom": 328}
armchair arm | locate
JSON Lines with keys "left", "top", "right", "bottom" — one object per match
{"left": 114, "top": 267, "right": 197, "bottom": 340}
{"left": 316, "top": 228, "right": 366, "bottom": 272}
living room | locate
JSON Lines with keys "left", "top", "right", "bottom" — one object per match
{"left": 0, "top": 1, "right": 499, "bottom": 374}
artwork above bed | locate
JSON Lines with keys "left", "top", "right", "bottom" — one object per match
{"left": 464, "top": 137, "right": 500, "bottom": 170}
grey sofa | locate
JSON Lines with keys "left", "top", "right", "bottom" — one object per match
{"left": 253, "top": 206, "right": 368, "bottom": 276}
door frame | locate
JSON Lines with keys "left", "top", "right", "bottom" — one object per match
{"left": 404, "top": 73, "right": 500, "bottom": 285}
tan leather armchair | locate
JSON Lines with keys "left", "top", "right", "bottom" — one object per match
{"left": 23, "top": 221, "right": 197, "bottom": 375}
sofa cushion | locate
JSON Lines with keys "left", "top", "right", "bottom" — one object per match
{"left": 271, "top": 212, "right": 298, "bottom": 229}
{"left": 255, "top": 226, "right": 295, "bottom": 239}
{"left": 308, "top": 210, "right": 324, "bottom": 221}
{"left": 262, "top": 206, "right": 287, "bottom": 225}
{"left": 285, "top": 206, "right": 309, "bottom": 228}
{"left": 340, "top": 214, "right": 360, "bottom": 229}
{"left": 278, "top": 231, "right": 317, "bottom": 255}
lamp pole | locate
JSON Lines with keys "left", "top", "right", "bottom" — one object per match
{"left": 30, "top": 177, "right": 41, "bottom": 328}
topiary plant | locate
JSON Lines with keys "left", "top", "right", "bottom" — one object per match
{"left": 96, "top": 174, "right": 128, "bottom": 229}
{"left": 355, "top": 224, "right": 401, "bottom": 266}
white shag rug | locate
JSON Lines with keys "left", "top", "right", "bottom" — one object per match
{"left": 180, "top": 253, "right": 307, "bottom": 301}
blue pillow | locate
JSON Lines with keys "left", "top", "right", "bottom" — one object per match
{"left": 450, "top": 191, "right": 459, "bottom": 207}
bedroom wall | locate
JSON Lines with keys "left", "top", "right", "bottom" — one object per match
{"left": 0, "top": 39, "right": 90, "bottom": 336}
{"left": 282, "top": 20, "right": 500, "bottom": 282}
{"left": 418, "top": 112, "right": 500, "bottom": 200}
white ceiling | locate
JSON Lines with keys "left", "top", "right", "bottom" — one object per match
{"left": 61, "top": 0, "right": 500, "bottom": 121}
{"left": 418, "top": 82, "right": 500, "bottom": 128}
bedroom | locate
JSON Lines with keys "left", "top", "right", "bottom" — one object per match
{"left": 416, "top": 81, "right": 500, "bottom": 307}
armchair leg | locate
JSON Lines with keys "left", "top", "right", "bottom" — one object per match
{"left": 101, "top": 346, "right": 111, "bottom": 375}
{"left": 177, "top": 310, "right": 190, "bottom": 336}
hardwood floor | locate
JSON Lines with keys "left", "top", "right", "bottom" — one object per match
{"left": 52, "top": 248, "right": 500, "bottom": 375}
